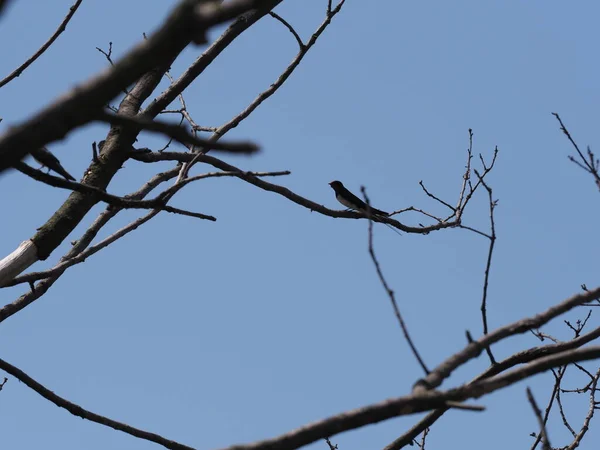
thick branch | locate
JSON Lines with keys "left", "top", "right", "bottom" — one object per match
{"left": 218, "top": 346, "right": 600, "bottom": 450}
{"left": 0, "top": 0, "right": 270, "bottom": 172}
{"left": 95, "top": 111, "right": 260, "bottom": 154}
{"left": 414, "top": 286, "right": 600, "bottom": 392}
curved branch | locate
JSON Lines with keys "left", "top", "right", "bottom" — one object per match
{"left": 269, "top": 12, "right": 304, "bottom": 48}
{"left": 132, "top": 151, "right": 460, "bottom": 234}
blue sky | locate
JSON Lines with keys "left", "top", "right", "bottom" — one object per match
{"left": 1, "top": 1, "right": 599, "bottom": 449}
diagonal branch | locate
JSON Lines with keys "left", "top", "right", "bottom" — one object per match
{"left": 414, "top": 285, "right": 600, "bottom": 393}
{"left": 12, "top": 161, "right": 216, "bottom": 220}
{"left": 0, "top": 357, "right": 196, "bottom": 450}
{"left": 0, "top": 0, "right": 84, "bottom": 89}
{"left": 362, "top": 186, "right": 430, "bottom": 375}
{"left": 527, "top": 387, "right": 551, "bottom": 450}
{"left": 269, "top": 12, "right": 304, "bottom": 48}
{"left": 0, "top": 0, "right": 275, "bottom": 172}
{"left": 178, "top": 0, "right": 348, "bottom": 179}
{"left": 3, "top": 170, "right": 290, "bottom": 288}
{"left": 217, "top": 346, "right": 600, "bottom": 450}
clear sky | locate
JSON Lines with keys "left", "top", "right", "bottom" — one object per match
{"left": 1, "top": 1, "right": 599, "bottom": 449}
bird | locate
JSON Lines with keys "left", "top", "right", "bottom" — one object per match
{"left": 329, "top": 180, "right": 389, "bottom": 217}
{"left": 30, "top": 146, "right": 75, "bottom": 181}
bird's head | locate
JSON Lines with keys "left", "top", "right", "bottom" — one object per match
{"left": 329, "top": 180, "right": 343, "bottom": 189}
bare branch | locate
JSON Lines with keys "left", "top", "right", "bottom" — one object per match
{"left": 563, "top": 368, "right": 600, "bottom": 450}
{"left": 3, "top": 170, "right": 289, "bottom": 288}
{"left": 13, "top": 161, "right": 216, "bottom": 220}
{"left": 475, "top": 171, "right": 498, "bottom": 364}
{"left": 419, "top": 180, "right": 455, "bottom": 211}
{"left": 362, "top": 186, "right": 430, "bottom": 375}
{"left": 0, "top": 0, "right": 84, "bottom": 89}
{"left": 0, "top": 357, "right": 195, "bottom": 450}
{"left": 0, "top": 0, "right": 278, "bottom": 172}
{"left": 179, "top": 0, "right": 348, "bottom": 179}
{"left": 269, "top": 12, "right": 304, "bottom": 48}
{"left": 96, "top": 111, "right": 260, "bottom": 154}
{"left": 553, "top": 112, "right": 600, "bottom": 191}
{"left": 217, "top": 346, "right": 600, "bottom": 450}
{"left": 143, "top": 1, "right": 285, "bottom": 118}
{"left": 527, "top": 387, "right": 551, "bottom": 450}
{"left": 131, "top": 151, "right": 466, "bottom": 235}
{"left": 414, "top": 285, "right": 600, "bottom": 393}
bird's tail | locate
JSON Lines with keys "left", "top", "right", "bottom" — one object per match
{"left": 55, "top": 165, "right": 76, "bottom": 181}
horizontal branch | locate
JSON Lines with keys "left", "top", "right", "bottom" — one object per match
{"left": 130, "top": 151, "right": 456, "bottom": 234}
{"left": 95, "top": 111, "right": 259, "bottom": 154}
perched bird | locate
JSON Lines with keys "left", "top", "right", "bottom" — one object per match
{"left": 329, "top": 180, "right": 389, "bottom": 216}
{"left": 30, "top": 146, "right": 75, "bottom": 181}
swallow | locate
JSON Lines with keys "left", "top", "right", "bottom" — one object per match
{"left": 329, "top": 180, "right": 389, "bottom": 217}
{"left": 30, "top": 146, "right": 75, "bottom": 181}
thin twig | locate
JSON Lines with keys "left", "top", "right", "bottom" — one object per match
{"left": 419, "top": 181, "right": 455, "bottom": 211}
{"left": 324, "top": 437, "right": 338, "bottom": 450}
{"left": 3, "top": 170, "right": 289, "bottom": 287}
{"left": 475, "top": 171, "right": 497, "bottom": 364}
{"left": 0, "top": 0, "right": 84, "bottom": 88}
{"left": 553, "top": 112, "right": 600, "bottom": 190}
{"left": 269, "top": 12, "right": 304, "bottom": 48}
{"left": 455, "top": 129, "right": 473, "bottom": 211}
{"left": 526, "top": 387, "right": 551, "bottom": 450}
{"left": 361, "top": 186, "right": 429, "bottom": 375}
{"left": 96, "top": 42, "right": 130, "bottom": 96}
{"left": 563, "top": 367, "right": 600, "bottom": 450}
{"left": 530, "top": 366, "right": 565, "bottom": 450}
{"left": 179, "top": 0, "right": 347, "bottom": 180}
{"left": 555, "top": 376, "right": 577, "bottom": 437}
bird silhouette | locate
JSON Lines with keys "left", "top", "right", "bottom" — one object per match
{"left": 30, "top": 147, "right": 75, "bottom": 181}
{"left": 329, "top": 180, "right": 389, "bottom": 216}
